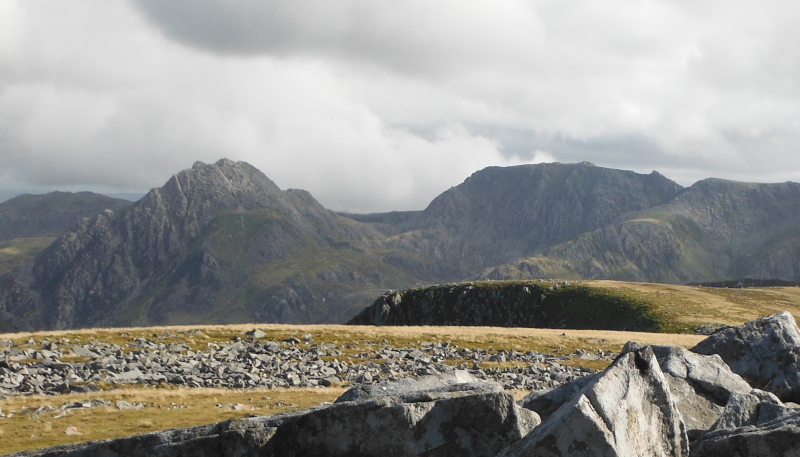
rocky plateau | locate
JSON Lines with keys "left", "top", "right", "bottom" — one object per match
{"left": 8, "top": 311, "right": 800, "bottom": 456}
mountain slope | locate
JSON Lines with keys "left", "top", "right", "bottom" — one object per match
{"left": 484, "top": 178, "right": 800, "bottom": 283}
{"left": 376, "top": 162, "right": 684, "bottom": 274}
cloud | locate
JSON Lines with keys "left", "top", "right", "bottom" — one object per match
{"left": 1, "top": 0, "right": 799, "bottom": 211}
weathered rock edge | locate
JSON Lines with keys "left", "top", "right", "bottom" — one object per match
{"left": 499, "top": 346, "right": 689, "bottom": 457}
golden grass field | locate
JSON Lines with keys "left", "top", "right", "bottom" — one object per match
{"left": 585, "top": 280, "right": 800, "bottom": 327}
{"left": 2, "top": 279, "right": 799, "bottom": 454}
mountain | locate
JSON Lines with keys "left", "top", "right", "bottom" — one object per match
{"left": 3, "top": 159, "right": 800, "bottom": 332}
{"left": 0, "top": 191, "right": 132, "bottom": 241}
{"left": 369, "top": 161, "right": 683, "bottom": 275}
{"left": 0, "top": 160, "right": 421, "bottom": 331}
{"left": 483, "top": 178, "right": 800, "bottom": 283}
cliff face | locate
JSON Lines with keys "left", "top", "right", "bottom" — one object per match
{"left": 347, "top": 281, "right": 666, "bottom": 332}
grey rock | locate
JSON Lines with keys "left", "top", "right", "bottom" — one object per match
{"left": 336, "top": 370, "right": 499, "bottom": 403}
{"left": 70, "top": 346, "right": 100, "bottom": 358}
{"left": 692, "top": 311, "right": 800, "bottom": 402}
{"left": 518, "top": 373, "right": 598, "bottom": 421}
{"left": 246, "top": 329, "right": 267, "bottom": 339}
{"left": 691, "top": 408, "right": 800, "bottom": 456}
{"left": 650, "top": 344, "right": 752, "bottom": 437}
{"left": 115, "top": 400, "right": 144, "bottom": 410}
{"left": 498, "top": 346, "right": 689, "bottom": 457}
{"left": 708, "top": 389, "right": 784, "bottom": 433}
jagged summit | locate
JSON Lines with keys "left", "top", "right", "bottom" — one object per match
{"left": 0, "top": 159, "right": 395, "bottom": 331}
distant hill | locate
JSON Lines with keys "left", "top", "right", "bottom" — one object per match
{"left": 3, "top": 159, "right": 800, "bottom": 332}
{"left": 0, "top": 192, "right": 133, "bottom": 277}
{"left": 0, "top": 191, "right": 132, "bottom": 241}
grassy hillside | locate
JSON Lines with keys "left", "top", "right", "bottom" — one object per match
{"left": 0, "top": 237, "right": 55, "bottom": 275}
{"left": 584, "top": 279, "right": 800, "bottom": 327}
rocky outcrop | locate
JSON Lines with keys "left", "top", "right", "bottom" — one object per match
{"left": 518, "top": 343, "right": 754, "bottom": 440}
{"left": 347, "top": 281, "right": 665, "bottom": 331}
{"left": 691, "top": 396, "right": 800, "bottom": 456}
{"left": 517, "top": 372, "right": 598, "bottom": 422}
{"left": 500, "top": 346, "right": 689, "bottom": 457}
{"left": 691, "top": 311, "right": 800, "bottom": 402}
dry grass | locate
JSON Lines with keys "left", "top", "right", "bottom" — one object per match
{"left": 586, "top": 280, "right": 800, "bottom": 326}
{"left": 0, "top": 387, "right": 346, "bottom": 455}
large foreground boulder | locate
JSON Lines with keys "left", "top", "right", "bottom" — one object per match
{"left": 15, "top": 389, "right": 538, "bottom": 457}
{"left": 499, "top": 346, "right": 689, "bottom": 457}
{"left": 692, "top": 311, "right": 800, "bottom": 402}
{"left": 518, "top": 343, "right": 753, "bottom": 439}
{"left": 650, "top": 344, "right": 752, "bottom": 438}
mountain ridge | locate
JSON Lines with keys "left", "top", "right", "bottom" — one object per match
{"left": 3, "top": 159, "right": 800, "bottom": 331}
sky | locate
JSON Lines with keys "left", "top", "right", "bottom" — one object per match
{"left": 1, "top": 1, "right": 799, "bottom": 212}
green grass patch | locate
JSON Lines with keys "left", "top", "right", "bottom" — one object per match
{"left": 0, "top": 237, "right": 55, "bottom": 275}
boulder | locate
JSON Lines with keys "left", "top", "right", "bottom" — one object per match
{"left": 518, "top": 373, "right": 598, "bottom": 421}
{"left": 15, "top": 389, "right": 539, "bottom": 457}
{"left": 498, "top": 346, "right": 689, "bottom": 457}
{"left": 691, "top": 407, "right": 800, "bottom": 456}
{"left": 335, "top": 370, "right": 499, "bottom": 402}
{"left": 707, "top": 390, "right": 783, "bottom": 433}
{"left": 692, "top": 311, "right": 800, "bottom": 402}
{"left": 649, "top": 344, "right": 752, "bottom": 437}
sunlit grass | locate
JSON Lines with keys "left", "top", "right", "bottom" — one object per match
{"left": 0, "top": 387, "right": 346, "bottom": 454}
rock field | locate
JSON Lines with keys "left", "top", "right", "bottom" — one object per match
{"left": 0, "top": 330, "right": 599, "bottom": 398}
{"left": 11, "top": 311, "right": 800, "bottom": 456}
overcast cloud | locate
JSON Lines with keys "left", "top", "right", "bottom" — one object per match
{"left": 1, "top": 1, "right": 799, "bottom": 212}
